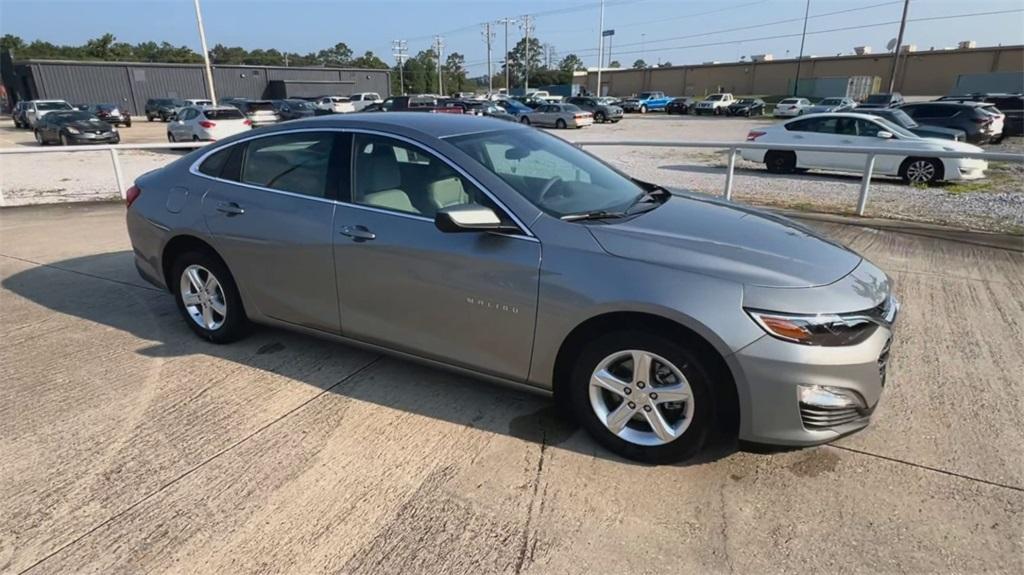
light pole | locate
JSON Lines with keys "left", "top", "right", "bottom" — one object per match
{"left": 391, "top": 40, "right": 408, "bottom": 96}
{"left": 193, "top": 0, "right": 216, "bottom": 105}
{"left": 888, "top": 0, "right": 911, "bottom": 93}
{"left": 792, "top": 0, "right": 811, "bottom": 97}
{"left": 499, "top": 18, "right": 516, "bottom": 92}
{"left": 596, "top": 0, "right": 605, "bottom": 96}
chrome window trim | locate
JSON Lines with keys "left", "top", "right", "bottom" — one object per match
{"left": 187, "top": 126, "right": 537, "bottom": 240}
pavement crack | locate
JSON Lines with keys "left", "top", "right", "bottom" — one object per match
{"left": 16, "top": 355, "right": 382, "bottom": 575}
{"left": 718, "top": 479, "right": 735, "bottom": 574}
{"left": 513, "top": 429, "right": 547, "bottom": 575}
{"left": 827, "top": 444, "right": 1024, "bottom": 492}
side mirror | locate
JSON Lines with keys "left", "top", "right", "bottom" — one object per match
{"left": 876, "top": 131, "right": 894, "bottom": 139}
{"left": 434, "top": 205, "right": 517, "bottom": 233}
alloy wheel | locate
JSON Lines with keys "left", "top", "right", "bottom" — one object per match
{"left": 179, "top": 264, "right": 227, "bottom": 331}
{"left": 588, "top": 349, "right": 695, "bottom": 446}
{"left": 906, "top": 160, "right": 937, "bottom": 183}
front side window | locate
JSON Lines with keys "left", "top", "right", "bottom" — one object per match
{"left": 352, "top": 134, "right": 497, "bottom": 219}
{"left": 447, "top": 128, "right": 646, "bottom": 218}
{"left": 240, "top": 132, "right": 335, "bottom": 198}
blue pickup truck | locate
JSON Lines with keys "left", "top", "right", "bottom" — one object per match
{"left": 619, "top": 91, "right": 674, "bottom": 114}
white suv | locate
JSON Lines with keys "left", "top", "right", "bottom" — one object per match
{"left": 316, "top": 96, "right": 356, "bottom": 114}
{"left": 349, "top": 93, "right": 383, "bottom": 111}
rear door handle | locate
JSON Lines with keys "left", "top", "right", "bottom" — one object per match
{"left": 840, "top": 139, "right": 854, "bottom": 144}
{"left": 215, "top": 201, "right": 245, "bottom": 216}
{"left": 792, "top": 135, "right": 804, "bottom": 139}
{"left": 340, "top": 225, "right": 376, "bottom": 241}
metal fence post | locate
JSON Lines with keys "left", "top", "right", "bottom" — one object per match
{"left": 723, "top": 147, "right": 738, "bottom": 201}
{"left": 109, "top": 148, "right": 126, "bottom": 199}
{"left": 856, "top": 154, "right": 876, "bottom": 216}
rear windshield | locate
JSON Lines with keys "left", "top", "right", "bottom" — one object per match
{"left": 864, "top": 94, "right": 891, "bottom": 103}
{"left": 988, "top": 96, "right": 1022, "bottom": 111}
{"left": 246, "top": 102, "right": 275, "bottom": 112}
{"left": 737, "top": 99, "right": 756, "bottom": 104}
{"left": 779, "top": 99, "right": 799, "bottom": 104}
{"left": 95, "top": 104, "right": 117, "bottom": 110}
{"left": 286, "top": 100, "right": 314, "bottom": 109}
{"left": 38, "top": 102, "right": 74, "bottom": 111}
{"left": 562, "top": 104, "right": 582, "bottom": 112}
{"left": 204, "top": 109, "right": 245, "bottom": 120}
{"left": 819, "top": 98, "right": 844, "bottom": 105}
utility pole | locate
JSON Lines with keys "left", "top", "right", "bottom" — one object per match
{"left": 498, "top": 17, "right": 516, "bottom": 92}
{"left": 792, "top": 0, "right": 811, "bottom": 96}
{"left": 520, "top": 15, "right": 533, "bottom": 92}
{"left": 391, "top": 40, "right": 408, "bottom": 95}
{"left": 192, "top": 0, "right": 216, "bottom": 105}
{"left": 482, "top": 23, "right": 494, "bottom": 95}
{"left": 434, "top": 35, "right": 444, "bottom": 96}
{"left": 596, "top": 0, "right": 605, "bottom": 96}
{"left": 888, "top": 0, "right": 911, "bottom": 93}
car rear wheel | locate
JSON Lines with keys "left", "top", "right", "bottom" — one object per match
{"left": 520, "top": 116, "right": 531, "bottom": 125}
{"left": 765, "top": 150, "right": 797, "bottom": 174}
{"left": 172, "top": 251, "right": 248, "bottom": 343}
{"left": 900, "top": 157, "right": 943, "bottom": 184}
{"left": 555, "top": 119, "right": 567, "bottom": 129}
{"left": 167, "top": 132, "right": 176, "bottom": 143}
{"left": 568, "top": 331, "right": 712, "bottom": 463}
{"left": 34, "top": 130, "right": 45, "bottom": 145}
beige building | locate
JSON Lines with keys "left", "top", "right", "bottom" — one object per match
{"left": 582, "top": 44, "right": 1024, "bottom": 98}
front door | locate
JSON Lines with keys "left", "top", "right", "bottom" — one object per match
{"left": 201, "top": 131, "right": 344, "bottom": 333}
{"left": 333, "top": 133, "right": 541, "bottom": 380}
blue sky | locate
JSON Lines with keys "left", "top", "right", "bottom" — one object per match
{"left": 2, "top": 0, "right": 1022, "bottom": 73}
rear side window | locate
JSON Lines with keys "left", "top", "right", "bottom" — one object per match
{"left": 198, "top": 147, "right": 232, "bottom": 177}
{"left": 240, "top": 132, "right": 335, "bottom": 198}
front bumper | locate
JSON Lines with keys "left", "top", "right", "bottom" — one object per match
{"left": 66, "top": 132, "right": 120, "bottom": 144}
{"left": 773, "top": 108, "right": 802, "bottom": 117}
{"left": 944, "top": 158, "right": 988, "bottom": 181}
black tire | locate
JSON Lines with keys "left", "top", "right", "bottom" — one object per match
{"left": 765, "top": 150, "right": 797, "bottom": 174}
{"left": 639, "top": 104, "right": 648, "bottom": 114}
{"left": 167, "top": 132, "right": 176, "bottom": 143}
{"left": 171, "top": 250, "right": 249, "bottom": 343}
{"left": 59, "top": 132, "right": 70, "bottom": 146}
{"left": 125, "top": 118, "right": 132, "bottom": 127}
{"left": 899, "top": 157, "right": 943, "bottom": 185}
{"left": 567, "top": 330, "right": 714, "bottom": 464}
{"left": 34, "top": 130, "right": 46, "bottom": 146}
{"left": 555, "top": 119, "right": 567, "bottom": 129}
{"left": 147, "top": 114, "right": 154, "bottom": 122}
{"left": 520, "top": 116, "right": 531, "bottom": 125}
{"left": 595, "top": 112, "right": 606, "bottom": 123}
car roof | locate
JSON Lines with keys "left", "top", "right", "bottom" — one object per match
{"left": 32, "top": 99, "right": 69, "bottom": 103}
{"left": 272, "top": 112, "right": 529, "bottom": 139}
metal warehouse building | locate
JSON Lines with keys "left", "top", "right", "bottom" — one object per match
{"left": 1, "top": 56, "right": 391, "bottom": 115}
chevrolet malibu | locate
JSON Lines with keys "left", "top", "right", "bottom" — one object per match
{"left": 126, "top": 114, "right": 898, "bottom": 463}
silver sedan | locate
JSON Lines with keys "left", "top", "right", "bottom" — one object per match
{"left": 520, "top": 103, "right": 594, "bottom": 129}
{"left": 126, "top": 113, "right": 897, "bottom": 463}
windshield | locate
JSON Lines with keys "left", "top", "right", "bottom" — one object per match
{"left": 881, "top": 109, "right": 916, "bottom": 128}
{"left": 707, "top": 95, "right": 725, "bottom": 101}
{"left": 864, "top": 94, "right": 890, "bottom": 104}
{"left": 204, "top": 108, "right": 245, "bottom": 120}
{"left": 51, "top": 111, "right": 96, "bottom": 122}
{"left": 447, "top": 128, "right": 647, "bottom": 218}
{"left": 820, "top": 98, "right": 844, "bottom": 106}
{"left": 38, "top": 102, "right": 74, "bottom": 111}
{"left": 779, "top": 99, "right": 799, "bottom": 104}
{"left": 286, "top": 100, "right": 314, "bottom": 110}
{"left": 874, "top": 117, "right": 918, "bottom": 139}
{"left": 737, "top": 99, "right": 756, "bottom": 104}
{"left": 501, "top": 99, "right": 531, "bottom": 112}
{"left": 639, "top": 92, "right": 656, "bottom": 99}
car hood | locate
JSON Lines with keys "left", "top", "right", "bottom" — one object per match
{"left": 586, "top": 194, "right": 862, "bottom": 288}
{"left": 912, "top": 125, "right": 963, "bottom": 137}
{"left": 66, "top": 120, "right": 113, "bottom": 131}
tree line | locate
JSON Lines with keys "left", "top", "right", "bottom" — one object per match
{"left": 1, "top": 33, "right": 598, "bottom": 95}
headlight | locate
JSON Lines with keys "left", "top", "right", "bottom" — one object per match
{"left": 111, "top": 126, "right": 118, "bottom": 132}
{"left": 65, "top": 127, "right": 81, "bottom": 134}
{"left": 746, "top": 309, "right": 878, "bottom": 346}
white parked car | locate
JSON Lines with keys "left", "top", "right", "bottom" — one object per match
{"left": 315, "top": 96, "right": 356, "bottom": 114}
{"left": 167, "top": 106, "right": 251, "bottom": 142}
{"left": 742, "top": 113, "right": 987, "bottom": 184}
{"left": 773, "top": 97, "right": 813, "bottom": 117}
{"left": 25, "top": 99, "right": 75, "bottom": 127}
{"left": 348, "top": 92, "right": 383, "bottom": 111}
{"left": 694, "top": 93, "right": 736, "bottom": 115}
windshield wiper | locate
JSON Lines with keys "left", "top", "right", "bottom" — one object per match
{"left": 560, "top": 210, "right": 628, "bottom": 222}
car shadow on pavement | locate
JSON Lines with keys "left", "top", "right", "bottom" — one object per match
{"left": 3, "top": 250, "right": 742, "bottom": 467}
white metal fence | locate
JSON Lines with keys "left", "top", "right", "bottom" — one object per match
{"left": 1, "top": 140, "right": 1022, "bottom": 216}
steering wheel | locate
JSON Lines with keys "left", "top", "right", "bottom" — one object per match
{"left": 538, "top": 176, "right": 564, "bottom": 204}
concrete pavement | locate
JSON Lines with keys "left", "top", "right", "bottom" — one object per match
{"left": 1, "top": 203, "right": 1021, "bottom": 574}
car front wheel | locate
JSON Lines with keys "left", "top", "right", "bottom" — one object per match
{"left": 639, "top": 105, "right": 648, "bottom": 114}
{"left": 765, "top": 150, "right": 797, "bottom": 174}
{"left": 568, "top": 331, "right": 712, "bottom": 463}
{"left": 520, "top": 116, "right": 531, "bottom": 125}
{"left": 595, "top": 112, "right": 606, "bottom": 123}
{"left": 172, "top": 251, "right": 249, "bottom": 343}
{"left": 34, "top": 130, "right": 45, "bottom": 145}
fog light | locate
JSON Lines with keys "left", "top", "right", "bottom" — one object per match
{"left": 798, "top": 385, "right": 866, "bottom": 409}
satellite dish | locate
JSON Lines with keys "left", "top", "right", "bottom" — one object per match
{"left": 886, "top": 38, "right": 898, "bottom": 52}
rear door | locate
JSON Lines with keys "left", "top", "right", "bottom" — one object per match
{"left": 332, "top": 132, "right": 540, "bottom": 380}
{"left": 201, "top": 130, "right": 345, "bottom": 333}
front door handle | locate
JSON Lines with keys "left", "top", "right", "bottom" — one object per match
{"left": 215, "top": 201, "right": 245, "bottom": 216}
{"left": 792, "top": 135, "right": 804, "bottom": 139}
{"left": 340, "top": 225, "right": 376, "bottom": 241}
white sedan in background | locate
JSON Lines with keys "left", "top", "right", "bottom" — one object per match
{"left": 773, "top": 97, "right": 813, "bottom": 117}
{"left": 743, "top": 113, "right": 986, "bottom": 184}
{"left": 167, "top": 106, "right": 251, "bottom": 142}
{"left": 521, "top": 103, "right": 593, "bottom": 129}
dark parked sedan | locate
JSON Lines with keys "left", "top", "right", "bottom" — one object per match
{"left": 899, "top": 102, "right": 1002, "bottom": 144}
{"left": 726, "top": 98, "right": 765, "bottom": 117}
{"left": 858, "top": 108, "right": 966, "bottom": 141}
{"left": 566, "top": 96, "right": 623, "bottom": 123}
{"left": 87, "top": 103, "right": 132, "bottom": 127}
{"left": 34, "top": 111, "right": 120, "bottom": 146}
{"left": 665, "top": 97, "right": 695, "bottom": 114}
{"left": 272, "top": 99, "right": 317, "bottom": 121}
